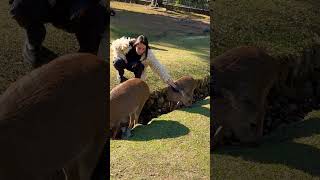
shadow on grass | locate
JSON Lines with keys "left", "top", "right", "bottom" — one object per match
{"left": 179, "top": 98, "right": 210, "bottom": 118}
{"left": 127, "top": 119, "right": 189, "bottom": 141}
{"left": 110, "top": 8, "right": 209, "bottom": 60}
{"left": 214, "top": 118, "right": 320, "bottom": 177}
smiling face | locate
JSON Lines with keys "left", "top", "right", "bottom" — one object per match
{"left": 135, "top": 43, "right": 146, "bottom": 55}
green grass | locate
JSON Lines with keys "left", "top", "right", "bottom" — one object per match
{"left": 110, "top": 2, "right": 210, "bottom": 91}
{"left": 211, "top": 0, "right": 320, "bottom": 58}
{"left": 111, "top": 97, "right": 210, "bottom": 179}
{"left": 212, "top": 111, "right": 320, "bottom": 179}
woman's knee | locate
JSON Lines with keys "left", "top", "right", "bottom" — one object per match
{"left": 134, "top": 63, "right": 144, "bottom": 71}
{"left": 133, "top": 63, "right": 145, "bottom": 77}
{"left": 113, "top": 58, "right": 126, "bottom": 69}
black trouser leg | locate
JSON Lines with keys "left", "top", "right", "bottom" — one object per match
{"left": 10, "top": 0, "right": 52, "bottom": 67}
{"left": 23, "top": 22, "right": 58, "bottom": 67}
{"left": 126, "top": 62, "right": 145, "bottom": 78}
{"left": 11, "top": 17, "right": 60, "bottom": 68}
{"left": 132, "top": 63, "right": 144, "bottom": 78}
{"left": 25, "top": 22, "right": 46, "bottom": 53}
{"left": 20, "top": 21, "right": 47, "bottom": 66}
{"left": 113, "top": 58, "right": 126, "bottom": 78}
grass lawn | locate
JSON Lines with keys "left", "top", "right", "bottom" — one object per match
{"left": 111, "top": 97, "right": 210, "bottom": 179}
{"left": 211, "top": 0, "right": 320, "bottom": 58}
{"left": 110, "top": 1, "right": 210, "bottom": 91}
{"left": 212, "top": 111, "right": 320, "bottom": 179}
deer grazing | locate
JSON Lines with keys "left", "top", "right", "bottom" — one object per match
{"left": 0, "top": 53, "right": 108, "bottom": 180}
{"left": 212, "top": 46, "right": 280, "bottom": 147}
{"left": 166, "top": 76, "right": 198, "bottom": 108}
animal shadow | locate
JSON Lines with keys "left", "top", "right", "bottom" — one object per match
{"left": 214, "top": 118, "right": 320, "bottom": 177}
{"left": 128, "top": 120, "right": 190, "bottom": 141}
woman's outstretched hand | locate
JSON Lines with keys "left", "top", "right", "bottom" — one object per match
{"left": 167, "top": 79, "right": 180, "bottom": 93}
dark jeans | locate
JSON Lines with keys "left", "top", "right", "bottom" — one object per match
{"left": 10, "top": 0, "right": 107, "bottom": 65}
{"left": 113, "top": 57, "right": 145, "bottom": 78}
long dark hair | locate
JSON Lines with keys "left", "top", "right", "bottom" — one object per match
{"left": 132, "top": 35, "right": 150, "bottom": 61}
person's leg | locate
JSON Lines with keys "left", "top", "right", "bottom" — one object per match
{"left": 125, "top": 61, "right": 145, "bottom": 78}
{"left": 10, "top": 0, "right": 57, "bottom": 68}
{"left": 113, "top": 58, "right": 128, "bottom": 83}
{"left": 22, "top": 24, "right": 58, "bottom": 68}
{"left": 22, "top": 22, "right": 46, "bottom": 64}
{"left": 131, "top": 62, "right": 145, "bottom": 78}
{"left": 75, "top": 3, "right": 107, "bottom": 54}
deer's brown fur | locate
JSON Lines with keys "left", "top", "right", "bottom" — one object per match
{"left": 212, "top": 46, "right": 280, "bottom": 146}
{"left": 0, "top": 53, "right": 108, "bottom": 179}
{"left": 166, "top": 76, "right": 197, "bottom": 107}
{"left": 110, "top": 78, "right": 150, "bottom": 139}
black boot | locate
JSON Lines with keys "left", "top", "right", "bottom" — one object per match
{"left": 117, "top": 75, "right": 128, "bottom": 83}
{"left": 23, "top": 44, "right": 58, "bottom": 68}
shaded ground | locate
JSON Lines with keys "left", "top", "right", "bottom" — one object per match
{"left": 212, "top": 112, "right": 320, "bottom": 179}
{"left": 211, "top": 0, "right": 320, "bottom": 58}
{"left": 110, "top": 1, "right": 210, "bottom": 91}
{"left": 111, "top": 97, "right": 210, "bottom": 179}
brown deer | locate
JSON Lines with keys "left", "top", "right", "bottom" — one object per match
{"left": 212, "top": 46, "right": 280, "bottom": 147}
{"left": 0, "top": 53, "right": 108, "bottom": 180}
{"left": 110, "top": 78, "right": 150, "bottom": 139}
{"left": 166, "top": 76, "right": 198, "bottom": 108}
{"left": 110, "top": 76, "right": 198, "bottom": 139}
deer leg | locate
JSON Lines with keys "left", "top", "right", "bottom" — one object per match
{"left": 134, "top": 103, "right": 146, "bottom": 126}
{"left": 129, "top": 113, "right": 135, "bottom": 129}
{"left": 78, "top": 134, "right": 106, "bottom": 180}
{"left": 133, "top": 112, "right": 139, "bottom": 127}
{"left": 112, "top": 126, "right": 119, "bottom": 139}
{"left": 256, "top": 101, "right": 266, "bottom": 138}
{"left": 63, "top": 159, "right": 80, "bottom": 180}
{"left": 212, "top": 125, "right": 224, "bottom": 150}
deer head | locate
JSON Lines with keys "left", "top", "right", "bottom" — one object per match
{"left": 166, "top": 76, "right": 197, "bottom": 107}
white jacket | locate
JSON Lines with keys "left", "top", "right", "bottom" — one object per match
{"left": 111, "top": 37, "right": 172, "bottom": 83}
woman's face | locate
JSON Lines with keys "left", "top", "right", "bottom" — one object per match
{"left": 135, "top": 43, "right": 146, "bottom": 55}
